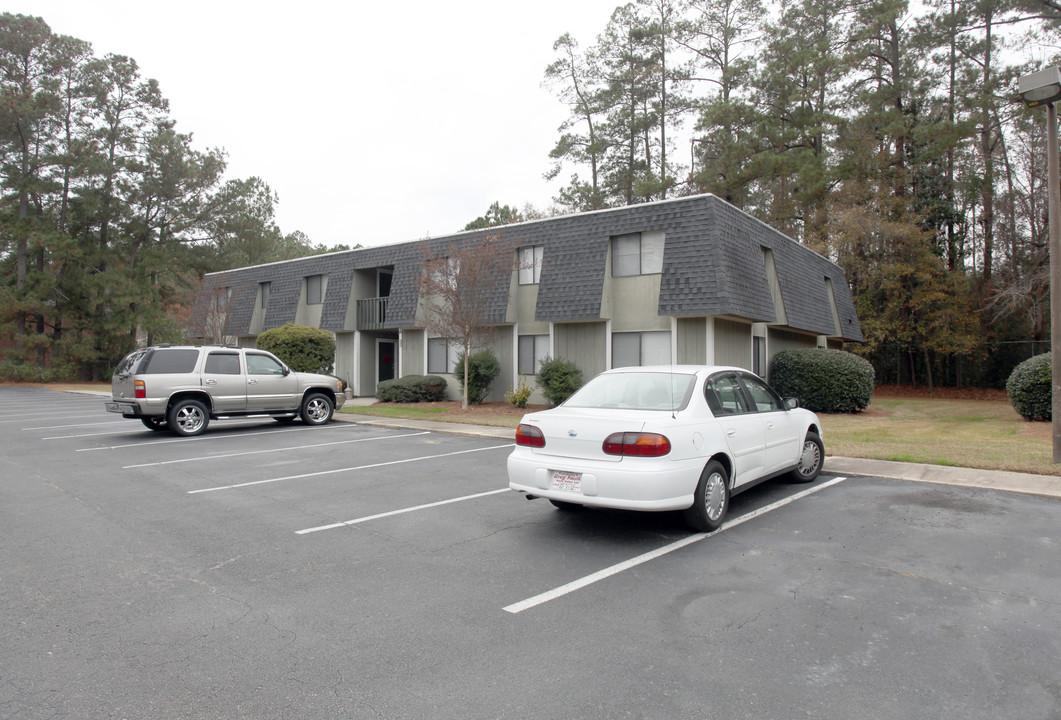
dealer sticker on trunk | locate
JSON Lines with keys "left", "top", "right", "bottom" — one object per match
{"left": 549, "top": 470, "right": 582, "bottom": 493}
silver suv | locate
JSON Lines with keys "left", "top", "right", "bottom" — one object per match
{"left": 105, "top": 345, "right": 346, "bottom": 436}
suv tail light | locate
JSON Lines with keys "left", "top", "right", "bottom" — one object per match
{"left": 515, "top": 424, "right": 546, "bottom": 448}
{"left": 603, "top": 432, "right": 671, "bottom": 457}
{"left": 134, "top": 380, "right": 146, "bottom": 399}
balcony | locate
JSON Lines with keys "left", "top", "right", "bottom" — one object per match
{"left": 356, "top": 296, "right": 388, "bottom": 330}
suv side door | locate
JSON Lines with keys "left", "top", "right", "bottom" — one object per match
{"left": 203, "top": 350, "right": 247, "bottom": 413}
{"left": 245, "top": 351, "right": 299, "bottom": 412}
{"left": 704, "top": 372, "right": 766, "bottom": 488}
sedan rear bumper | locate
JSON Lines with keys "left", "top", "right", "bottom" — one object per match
{"left": 507, "top": 449, "right": 701, "bottom": 512}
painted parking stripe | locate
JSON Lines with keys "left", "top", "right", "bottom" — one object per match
{"left": 123, "top": 431, "right": 430, "bottom": 468}
{"left": 503, "top": 476, "right": 849, "bottom": 614}
{"left": 187, "top": 443, "right": 515, "bottom": 494}
{"left": 296, "top": 488, "right": 511, "bottom": 534}
{"left": 78, "top": 423, "right": 357, "bottom": 451}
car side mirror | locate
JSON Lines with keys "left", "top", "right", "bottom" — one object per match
{"left": 282, "top": 366, "right": 291, "bottom": 376}
{"left": 784, "top": 397, "right": 799, "bottom": 410}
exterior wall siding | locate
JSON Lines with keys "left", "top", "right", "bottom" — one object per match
{"left": 554, "top": 322, "right": 607, "bottom": 380}
{"left": 714, "top": 318, "right": 752, "bottom": 369}
{"left": 677, "top": 317, "right": 707, "bottom": 364}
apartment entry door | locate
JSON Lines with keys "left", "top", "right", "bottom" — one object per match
{"left": 377, "top": 339, "right": 396, "bottom": 386}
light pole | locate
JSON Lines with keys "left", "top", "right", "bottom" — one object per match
{"left": 1018, "top": 67, "right": 1061, "bottom": 462}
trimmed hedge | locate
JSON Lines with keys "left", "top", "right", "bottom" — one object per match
{"left": 256, "top": 323, "right": 336, "bottom": 374}
{"left": 1006, "top": 352, "right": 1051, "bottom": 421}
{"left": 537, "top": 356, "right": 584, "bottom": 406}
{"left": 377, "top": 375, "right": 448, "bottom": 403}
{"left": 769, "top": 348, "right": 874, "bottom": 414}
{"left": 454, "top": 350, "right": 501, "bottom": 404}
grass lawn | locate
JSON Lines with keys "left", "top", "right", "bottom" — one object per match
{"left": 342, "top": 388, "right": 1060, "bottom": 477}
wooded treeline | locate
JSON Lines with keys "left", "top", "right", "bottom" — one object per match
{"left": 545, "top": 0, "right": 1061, "bottom": 388}
{"left": 0, "top": 13, "right": 343, "bottom": 380}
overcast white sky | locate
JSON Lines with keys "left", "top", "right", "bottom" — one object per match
{"left": 11, "top": 0, "right": 623, "bottom": 248}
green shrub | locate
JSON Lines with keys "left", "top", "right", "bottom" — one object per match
{"left": 377, "top": 375, "right": 448, "bottom": 403}
{"left": 769, "top": 348, "right": 874, "bottom": 414}
{"left": 505, "top": 375, "right": 533, "bottom": 409}
{"left": 0, "top": 360, "right": 77, "bottom": 383}
{"left": 454, "top": 350, "right": 501, "bottom": 404}
{"left": 536, "top": 356, "right": 584, "bottom": 406}
{"left": 256, "top": 323, "right": 336, "bottom": 374}
{"left": 1006, "top": 352, "right": 1051, "bottom": 421}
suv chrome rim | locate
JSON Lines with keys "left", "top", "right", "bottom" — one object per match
{"left": 175, "top": 406, "right": 205, "bottom": 433}
{"left": 306, "top": 398, "right": 329, "bottom": 422}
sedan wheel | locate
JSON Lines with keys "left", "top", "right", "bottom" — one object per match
{"left": 790, "top": 432, "right": 824, "bottom": 483}
{"left": 300, "top": 393, "right": 334, "bottom": 425}
{"left": 682, "top": 460, "right": 730, "bottom": 532}
{"left": 167, "top": 399, "right": 209, "bottom": 437}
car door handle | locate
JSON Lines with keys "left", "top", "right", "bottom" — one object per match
{"left": 248, "top": 379, "right": 259, "bottom": 385}
{"left": 205, "top": 378, "right": 217, "bottom": 385}
{"left": 726, "top": 428, "right": 736, "bottom": 437}
{"left": 766, "top": 421, "right": 775, "bottom": 430}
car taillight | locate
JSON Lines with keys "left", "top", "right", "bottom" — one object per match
{"left": 602, "top": 432, "right": 671, "bottom": 457}
{"left": 515, "top": 424, "right": 546, "bottom": 448}
{"left": 134, "top": 380, "right": 146, "bottom": 399}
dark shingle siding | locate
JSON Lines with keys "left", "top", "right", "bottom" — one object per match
{"left": 189, "top": 194, "right": 863, "bottom": 342}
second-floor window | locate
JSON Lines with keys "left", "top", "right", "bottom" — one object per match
{"left": 260, "top": 282, "right": 270, "bottom": 309}
{"left": 612, "top": 231, "right": 664, "bottom": 277}
{"left": 518, "top": 246, "right": 544, "bottom": 285}
{"left": 306, "top": 274, "right": 324, "bottom": 304}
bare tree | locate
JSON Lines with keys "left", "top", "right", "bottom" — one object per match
{"left": 417, "top": 233, "right": 517, "bottom": 411}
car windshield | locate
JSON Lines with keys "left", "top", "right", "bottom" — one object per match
{"left": 564, "top": 371, "right": 696, "bottom": 411}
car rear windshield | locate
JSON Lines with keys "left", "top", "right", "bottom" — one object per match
{"left": 139, "top": 348, "right": 200, "bottom": 374}
{"left": 564, "top": 372, "right": 696, "bottom": 411}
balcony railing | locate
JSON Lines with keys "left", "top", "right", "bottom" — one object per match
{"left": 356, "top": 296, "right": 388, "bottom": 330}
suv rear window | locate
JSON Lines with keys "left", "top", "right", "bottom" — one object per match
{"left": 114, "top": 349, "right": 150, "bottom": 376}
{"left": 140, "top": 348, "right": 200, "bottom": 374}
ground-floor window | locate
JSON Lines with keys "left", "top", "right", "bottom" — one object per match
{"left": 612, "top": 331, "right": 671, "bottom": 368}
{"left": 518, "top": 335, "right": 549, "bottom": 375}
{"left": 427, "top": 338, "right": 459, "bottom": 373}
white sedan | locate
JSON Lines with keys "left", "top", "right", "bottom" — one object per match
{"left": 507, "top": 365, "right": 824, "bottom": 532}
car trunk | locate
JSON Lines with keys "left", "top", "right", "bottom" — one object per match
{"left": 523, "top": 407, "right": 648, "bottom": 462}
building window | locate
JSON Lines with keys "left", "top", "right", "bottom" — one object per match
{"left": 260, "top": 282, "right": 270, "bottom": 309}
{"left": 518, "top": 246, "right": 544, "bottom": 285}
{"left": 427, "top": 338, "right": 459, "bottom": 373}
{"left": 306, "top": 274, "right": 324, "bottom": 304}
{"left": 518, "top": 335, "right": 549, "bottom": 374}
{"left": 612, "top": 331, "right": 671, "bottom": 368}
{"left": 611, "top": 230, "right": 664, "bottom": 277}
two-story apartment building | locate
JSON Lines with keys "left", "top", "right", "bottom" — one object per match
{"left": 187, "top": 194, "right": 863, "bottom": 402}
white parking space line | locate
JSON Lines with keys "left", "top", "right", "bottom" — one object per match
{"left": 78, "top": 423, "right": 357, "bottom": 451}
{"left": 0, "top": 413, "right": 105, "bottom": 424}
{"left": 503, "top": 476, "right": 849, "bottom": 615}
{"left": 187, "top": 443, "right": 514, "bottom": 494}
{"left": 296, "top": 489, "right": 512, "bottom": 535}
{"left": 26, "top": 420, "right": 130, "bottom": 430}
{"left": 123, "top": 431, "right": 430, "bottom": 468}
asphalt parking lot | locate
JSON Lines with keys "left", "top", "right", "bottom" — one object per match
{"left": 2, "top": 386, "right": 1060, "bottom": 720}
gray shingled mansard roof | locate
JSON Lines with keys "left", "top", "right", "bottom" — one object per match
{"left": 188, "top": 194, "right": 863, "bottom": 343}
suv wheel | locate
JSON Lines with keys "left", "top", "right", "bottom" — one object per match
{"left": 300, "top": 393, "right": 334, "bottom": 426}
{"left": 168, "top": 398, "right": 209, "bottom": 436}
